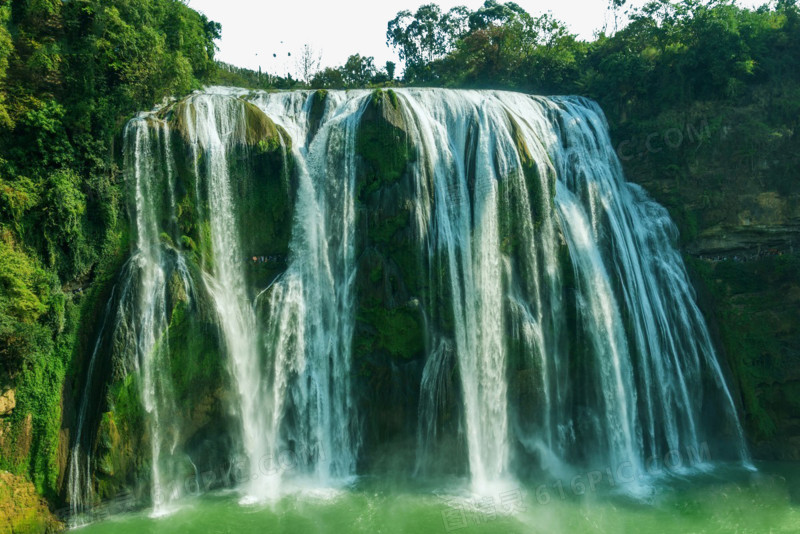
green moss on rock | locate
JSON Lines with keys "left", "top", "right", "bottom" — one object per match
{"left": 356, "top": 306, "right": 425, "bottom": 362}
{"left": 351, "top": 89, "right": 431, "bottom": 465}
{"left": 0, "top": 472, "right": 61, "bottom": 533}
{"left": 356, "top": 90, "right": 412, "bottom": 199}
{"left": 308, "top": 90, "right": 328, "bottom": 142}
{"left": 687, "top": 253, "right": 800, "bottom": 457}
{"left": 241, "top": 100, "right": 291, "bottom": 149}
{"left": 96, "top": 373, "right": 144, "bottom": 501}
{"left": 507, "top": 113, "right": 552, "bottom": 229}
{"left": 166, "top": 297, "right": 226, "bottom": 417}
{"left": 164, "top": 96, "right": 296, "bottom": 279}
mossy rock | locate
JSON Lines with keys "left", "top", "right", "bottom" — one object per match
{"left": 162, "top": 97, "right": 296, "bottom": 280}
{"left": 307, "top": 89, "right": 328, "bottom": 143}
{"left": 235, "top": 136, "right": 295, "bottom": 264}
{"left": 166, "top": 96, "right": 291, "bottom": 151}
{"left": 241, "top": 100, "right": 292, "bottom": 150}
{"left": 506, "top": 112, "right": 554, "bottom": 229}
{"left": 0, "top": 472, "right": 62, "bottom": 533}
{"left": 95, "top": 373, "right": 144, "bottom": 502}
{"left": 356, "top": 89, "right": 412, "bottom": 200}
{"left": 165, "top": 296, "right": 227, "bottom": 420}
{"left": 686, "top": 253, "right": 800, "bottom": 458}
{"left": 355, "top": 304, "right": 425, "bottom": 363}
{"left": 354, "top": 90, "right": 424, "bottom": 301}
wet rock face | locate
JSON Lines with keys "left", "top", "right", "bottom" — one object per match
{"left": 307, "top": 89, "right": 328, "bottom": 144}
{"left": 68, "top": 88, "right": 795, "bottom": 499}
{"left": 356, "top": 90, "right": 412, "bottom": 201}
{"left": 351, "top": 90, "right": 431, "bottom": 470}
{"left": 165, "top": 95, "right": 296, "bottom": 281}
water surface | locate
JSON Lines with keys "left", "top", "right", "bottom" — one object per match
{"left": 77, "top": 463, "right": 800, "bottom": 533}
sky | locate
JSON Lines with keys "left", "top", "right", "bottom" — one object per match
{"left": 187, "top": 0, "right": 768, "bottom": 78}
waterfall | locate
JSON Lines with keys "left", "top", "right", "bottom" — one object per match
{"left": 71, "top": 87, "right": 749, "bottom": 518}
{"left": 125, "top": 117, "right": 186, "bottom": 515}
{"left": 171, "top": 90, "right": 364, "bottom": 501}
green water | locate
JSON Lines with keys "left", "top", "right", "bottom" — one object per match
{"left": 76, "top": 463, "right": 800, "bottom": 533}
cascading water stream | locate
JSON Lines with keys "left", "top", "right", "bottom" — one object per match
{"left": 125, "top": 117, "right": 186, "bottom": 515}
{"left": 545, "top": 96, "right": 750, "bottom": 468}
{"left": 173, "top": 90, "right": 365, "bottom": 501}
{"left": 249, "top": 91, "right": 364, "bottom": 486}
{"left": 179, "top": 95, "right": 272, "bottom": 501}
{"left": 67, "top": 116, "right": 194, "bottom": 521}
{"left": 393, "top": 89, "right": 748, "bottom": 486}
{"left": 398, "top": 92, "right": 514, "bottom": 488}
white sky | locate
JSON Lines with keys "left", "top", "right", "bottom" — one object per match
{"left": 187, "top": 0, "right": 768, "bottom": 78}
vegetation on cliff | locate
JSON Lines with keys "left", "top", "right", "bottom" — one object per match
{"left": 0, "top": 0, "right": 221, "bottom": 510}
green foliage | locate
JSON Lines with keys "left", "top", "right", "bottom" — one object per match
{"left": 441, "top": 8, "right": 584, "bottom": 91}
{"left": 388, "top": 0, "right": 800, "bottom": 102}
{"left": 342, "top": 54, "right": 376, "bottom": 87}
{"left": 580, "top": 1, "right": 800, "bottom": 123}
{"left": 213, "top": 61, "right": 301, "bottom": 91}
{"left": 311, "top": 54, "right": 396, "bottom": 89}
{"left": 0, "top": 0, "right": 221, "bottom": 508}
{"left": 0, "top": 237, "right": 50, "bottom": 327}
{"left": 11, "top": 100, "right": 74, "bottom": 170}
{"left": 0, "top": 5, "right": 13, "bottom": 128}
{"left": 388, "top": 1, "right": 585, "bottom": 91}
{"left": 387, "top": 4, "right": 469, "bottom": 68}
{"left": 310, "top": 67, "right": 345, "bottom": 89}
{"left": 42, "top": 168, "right": 89, "bottom": 275}
{"left": 385, "top": 61, "right": 396, "bottom": 81}
{"left": 0, "top": 173, "right": 39, "bottom": 231}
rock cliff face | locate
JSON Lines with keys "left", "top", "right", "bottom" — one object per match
{"left": 352, "top": 90, "right": 431, "bottom": 471}
{"left": 616, "top": 99, "right": 800, "bottom": 460}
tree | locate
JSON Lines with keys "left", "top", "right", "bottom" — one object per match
{"left": 427, "top": 4, "right": 582, "bottom": 92}
{"left": 387, "top": 4, "right": 469, "bottom": 69}
{"left": 296, "top": 44, "right": 322, "bottom": 85}
{"left": 385, "top": 60, "right": 396, "bottom": 81}
{"left": 0, "top": 0, "right": 223, "bottom": 497}
{"left": 0, "top": 5, "right": 15, "bottom": 128}
{"left": 310, "top": 66, "right": 345, "bottom": 89}
{"left": 468, "top": 0, "right": 527, "bottom": 31}
{"left": 341, "top": 54, "right": 376, "bottom": 87}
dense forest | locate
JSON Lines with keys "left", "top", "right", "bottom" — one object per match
{"left": 0, "top": 0, "right": 798, "bottom": 529}
{"left": 0, "top": 0, "right": 221, "bottom": 509}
